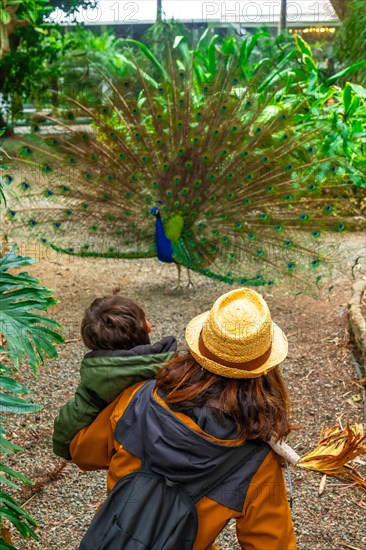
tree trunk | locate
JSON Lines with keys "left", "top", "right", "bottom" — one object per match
{"left": 0, "top": 22, "right": 11, "bottom": 60}
{"left": 156, "top": 0, "right": 162, "bottom": 22}
{"left": 330, "top": 0, "right": 351, "bottom": 20}
{"left": 348, "top": 279, "right": 366, "bottom": 369}
{"left": 278, "top": 0, "right": 287, "bottom": 33}
{"left": 0, "top": 4, "right": 29, "bottom": 62}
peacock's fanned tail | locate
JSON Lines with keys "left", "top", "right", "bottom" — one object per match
{"left": 5, "top": 38, "right": 359, "bottom": 287}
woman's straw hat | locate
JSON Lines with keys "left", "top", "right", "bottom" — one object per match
{"left": 185, "top": 288, "right": 288, "bottom": 378}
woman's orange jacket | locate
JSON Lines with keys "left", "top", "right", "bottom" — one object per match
{"left": 70, "top": 381, "right": 296, "bottom": 550}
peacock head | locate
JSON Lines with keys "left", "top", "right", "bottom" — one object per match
{"left": 150, "top": 206, "right": 160, "bottom": 217}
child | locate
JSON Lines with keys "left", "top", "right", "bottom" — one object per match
{"left": 53, "top": 291, "right": 177, "bottom": 459}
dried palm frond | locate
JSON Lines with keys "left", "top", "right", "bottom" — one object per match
{"left": 270, "top": 422, "right": 366, "bottom": 490}
{"left": 298, "top": 423, "right": 366, "bottom": 489}
{"left": 20, "top": 459, "right": 72, "bottom": 501}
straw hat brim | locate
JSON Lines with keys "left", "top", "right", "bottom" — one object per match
{"left": 185, "top": 311, "right": 288, "bottom": 379}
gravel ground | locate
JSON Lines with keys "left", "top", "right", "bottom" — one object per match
{"left": 4, "top": 234, "right": 366, "bottom": 550}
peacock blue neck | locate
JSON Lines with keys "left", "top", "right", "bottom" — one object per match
{"left": 155, "top": 214, "right": 174, "bottom": 263}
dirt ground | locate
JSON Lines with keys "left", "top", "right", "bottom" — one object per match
{"left": 4, "top": 233, "right": 366, "bottom": 550}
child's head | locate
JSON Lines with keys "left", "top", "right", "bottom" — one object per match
{"left": 81, "top": 294, "right": 151, "bottom": 351}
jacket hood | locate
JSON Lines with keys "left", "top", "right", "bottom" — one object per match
{"left": 114, "top": 380, "right": 270, "bottom": 511}
{"left": 83, "top": 335, "right": 177, "bottom": 359}
{"left": 80, "top": 336, "right": 177, "bottom": 403}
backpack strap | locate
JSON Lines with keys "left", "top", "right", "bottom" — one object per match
{"left": 191, "top": 441, "right": 262, "bottom": 503}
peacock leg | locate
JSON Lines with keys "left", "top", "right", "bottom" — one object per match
{"left": 173, "top": 263, "right": 182, "bottom": 289}
{"left": 186, "top": 268, "right": 194, "bottom": 288}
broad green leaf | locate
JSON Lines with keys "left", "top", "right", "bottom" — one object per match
{"left": 0, "top": 435, "right": 22, "bottom": 454}
{"left": 0, "top": 392, "right": 42, "bottom": 414}
{"left": 221, "top": 36, "right": 236, "bottom": 56}
{"left": 0, "top": 376, "right": 30, "bottom": 394}
{"left": 241, "top": 31, "right": 269, "bottom": 65}
{"left": 0, "top": 464, "right": 33, "bottom": 485}
{"left": 0, "top": 246, "right": 36, "bottom": 272}
{"left": 125, "top": 39, "right": 168, "bottom": 79}
{"left": 350, "top": 83, "right": 366, "bottom": 98}
{"left": 0, "top": 539, "right": 16, "bottom": 550}
{"left": 348, "top": 96, "right": 360, "bottom": 117}
{"left": 326, "top": 60, "right": 366, "bottom": 83}
{"left": 0, "top": 474, "right": 21, "bottom": 490}
{"left": 0, "top": 508, "right": 38, "bottom": 539}
{"left": 173, "top": 36, "right": 185, "bottom": 49}
{"left": 303, "top": 55, "right": 318, "bottom": 73}
{"left": 294, "top": 34, "right": 312, "bottom": 57}
{"left": 343, "top": 83, "right": 352, "bottom": 114}
{"left": 0, "top": 245, "right": 63, "bottom": 371}
{"left": 0, "top": 492, "right": 37, "bottom": 525}
{"left": 114, "top": 53, "right": 159, "bottom": 89}
{"left": 196, "top": 27, "right": 209, "bottom": 51}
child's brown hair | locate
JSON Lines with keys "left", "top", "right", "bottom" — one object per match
{"left": 81, "top": 294, "right": 150, "bottom": 350}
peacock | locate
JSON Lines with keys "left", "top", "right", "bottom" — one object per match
{"left": 3, "top": 31, "right": 359, "bottom": 289}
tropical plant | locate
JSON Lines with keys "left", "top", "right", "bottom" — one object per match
{"left": 293, "top": 35, "right": 366, "bottom": 192}
{"left": 0, "top": 0, "right": 97, "bottom": 131}
{"left": 0, "top": 129, "right": 64, "bottom": 548}
{"left": 335, "top": 0, "right": 366, "bottom": 85}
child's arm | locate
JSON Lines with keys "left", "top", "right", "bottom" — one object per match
{"left": 53, "top": 339, "right": 177, "bottom": 459}
{"left": 53, "top": 384, "right": 107, "bottom": 459}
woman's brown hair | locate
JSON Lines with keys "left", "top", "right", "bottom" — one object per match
{"left": 156, "top": 353, "right": 292, "bottom": 441}
{"left": 81, "top": 295, "right": 150, "bottom": 350}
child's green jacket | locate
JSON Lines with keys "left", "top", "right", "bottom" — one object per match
{"left": 53, "top": 336, "right": 177, "bottom": 459}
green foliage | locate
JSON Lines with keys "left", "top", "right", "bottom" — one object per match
{"left": 49, "top": 0, "right": 96, "bottom": 14}
{"left": 335, "top": 0, "right": 366, "bottom": 85}
{"left": 290, "top": 35, "right": 366, "bottom": 189}
{"left": 0, "top": 0, "right": 98, "bottom": 126}
{"left": 0, "top": 246, "right": 63, "bottom": 371}
{"left": 0, "top": 136, "right": 63, "bottom": 546}
{"left": 0, "top": 0, "right": 51, "bottom": 27}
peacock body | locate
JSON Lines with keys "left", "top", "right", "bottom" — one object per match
{"left": 4, "top": 33, "right": 358, "bottom": 289}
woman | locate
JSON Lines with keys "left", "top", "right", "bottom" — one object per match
{"left": 70, "top": 288, "right": 296, "bottom": 549}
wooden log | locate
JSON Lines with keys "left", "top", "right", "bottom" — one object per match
{"left": 348, "top": 279, "right": 366, "bottom": 370}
